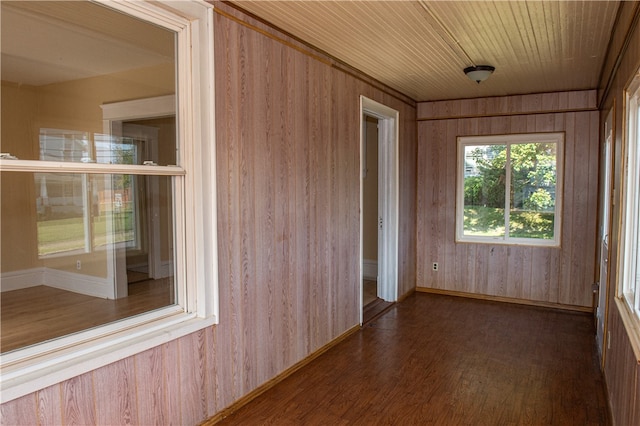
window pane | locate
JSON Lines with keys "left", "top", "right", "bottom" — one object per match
{"left": 1, "top": 1, "right": 176, "bottom": 163}
{"left": 40, "top": 129, "right": 92, "bottom": 163}
{"left": 509, "top": 143, "right": 557, "bottom": 239}
{"left": 1, "top": 171, "right": 177, "bottom": 353}
{"left": 36, "top": 173, "right": 88, "bottom": 256}
{"left": 0, "top": 0, "right": 180, "bottom": 354}
{"left": 463, "top": 144, "right": 506, "bottom": 237}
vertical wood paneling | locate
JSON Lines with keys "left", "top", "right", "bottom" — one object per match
{"left": 254, "top": 30, "right": 275, "bottom": 386}
{"left": 94, "top": 358, "right": 138, "bottom": 425}
{"left": 416, "top": 92, "right": 599, "bottom": 309}
{"left": 417, "top": 90, "right": 597, "bottom": 120}
{"left": 204, "top": 325, "right": 219, "bottom": 417}
{"left": 210, "top": 1, "right": 416, "bottom": 421}
{"left": 292, "top": 49, "right": 310, "bottom": 359}
{"left": 600, "top": 4, "right": 640, "bottom": 425}
{"left": 0, "top": 393, "right": 37, "bottom": 426}
{"left": 61, "top": 373, "right": 95, "bottom": 425}
{"left": 399, "top": 97, "right": 417, "bottom": 298}
{"left": 0, "top": 3, "right": 417, "bottom": 424}
{"left": 605, "top": 308, "right": 640, "bottom": 425}
{"left": 239, "top": 20, "right": 256, "bottom": 398}
{"left": 178, "top": 331, "right": 208, "bottom": 425}
{"left": 134, "top": 346, "right": 167, "bottom": 425}
{"left": 36, "top": 385, "right": 62, "bottom": 425}
{"left": 163, "top": 340, "right": 182, "bottom": 422}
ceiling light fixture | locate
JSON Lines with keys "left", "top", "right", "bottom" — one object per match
{"left": 464, "top": 65, "right": 495, "bottom": 83}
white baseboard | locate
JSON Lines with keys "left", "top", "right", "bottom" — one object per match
{"left": 127, "top": 263, "right": 149, "bottom": 274}
{"left": 2, "top": 262, "right": 169, "bottom": 297}
{"left": 129, "top": 261, "right": 172, "bottom": 278}
{"left": 0, "top": 268, "right": 46, "bottom": 292}
{"left": 44, "top": 268, "right": 112, "bottom": 299}
{"left": 160, "top": 261, "right": 173, "bottom": 278}
{"left": 363, "top": 259, "right": 378, "bottom": 281}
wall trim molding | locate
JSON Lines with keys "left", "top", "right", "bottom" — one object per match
{"left": 416, "top": 287, "right": 592, "bottom": 313}
{"left": 44, "top": 268, "right": 112, "bottom": 299}
{"left": 416, "top": 106, "right": 598, "bottom": 122}
{"left": 1, "top": 267, "right": 111, "bottom": 298}
{"left": 201, "top": 324, "right": 361, "bottom": 425}
{"left": 417, "top": 90, "right": 597, "bottom": 121}
{"left": 128, "top": 261, "right": 173, "bottom": 278}
{"left": 0, "top": 268, "right": 45, "bottom": 292}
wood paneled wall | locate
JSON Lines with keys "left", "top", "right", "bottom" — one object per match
{"left": 0, "top": 3, "right": 417, "bottom": 424}
{"left": 416, "top": 91, "right": 599, "bottom": 309}
{"left": 599, "top": 2, "right": 640, "bottom": 425}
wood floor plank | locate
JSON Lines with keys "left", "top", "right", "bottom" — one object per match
{"left": 212, "top": 293, "right": 610, "bottom": 425}
{"left": 1, "top": 279, "right": 173, "bottom": 353}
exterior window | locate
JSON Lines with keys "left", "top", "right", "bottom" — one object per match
{"left": 456, "top": 133, "right": 564, "bottom": 246}
{"left": 36, "top": 130, "right": 158, "bottom": 257}
{"left": 620, "top": 71, "right": 640, "bottom": 317}
{"left": 0, "top": 0, "right": 216, "bottom": 403}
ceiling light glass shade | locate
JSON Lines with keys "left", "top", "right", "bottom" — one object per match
{"left": 464, "top": 65, "right": 495, "bottom": 83}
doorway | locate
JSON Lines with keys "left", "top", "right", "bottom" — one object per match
{"left": 596, "top": 107, "right": 614, "bottom": 364}
{"left": 360, "top": 96, "right": 399, "bottom": 324}
{"left": 101, "top": 95, "right": 176, "bottom": 298}
{"left": 362, "top": 115, "right": 379, "bottom": 307}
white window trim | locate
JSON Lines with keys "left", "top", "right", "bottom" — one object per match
{"left": 0, "top": 0, "right": 218, "bottom": 404}
{"left": 620, "top": 72, "right": 640, "bottom": 318}
{"left": 456, "top": 133, "right": 564, "bottom": 247}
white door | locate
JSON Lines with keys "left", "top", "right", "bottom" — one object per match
{"left": 596, "top": 108, "right": 614, "bottom": 361}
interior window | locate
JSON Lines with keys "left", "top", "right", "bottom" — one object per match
{"left": 621, "top": 70, "right": 640, "bottom": 316}
{"left": 1, "top": 0, "right": 178, "bottom": 353}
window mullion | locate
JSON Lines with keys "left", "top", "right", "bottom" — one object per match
{"left": 504, "top": 144, "right": 511, "bottom": 240}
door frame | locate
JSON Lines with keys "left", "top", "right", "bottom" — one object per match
{"left": 596, "top": 106, "right": 615, "bottom": 366}
{"left": 359, "top": 96, "right": 399, "bottom": 323}
{"left": 101, "top": 95, "right": 175, "bottom": 298}
{"left": 121, "top": 123, "right": 163, "bottom": 279}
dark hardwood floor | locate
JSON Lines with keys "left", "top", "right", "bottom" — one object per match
{"left": 212, "top": 292, "right": 610, "bottom": 425}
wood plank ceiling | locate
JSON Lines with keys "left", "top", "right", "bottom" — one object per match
{"left": 228, "top": 0, "right": 621, "bottom": 102}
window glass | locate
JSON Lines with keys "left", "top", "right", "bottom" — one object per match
{"left": 457, "top": 133, "right": 563, "bottom": 246}
{"left": 621, "top": 72, "right": 640, "bottom": 315}
{"left": 509, "top": 142, "right": 557, "bottom": 240}
{"left": 463, "top": 144, "right": 506, "bottom": 237}
{"left": 0, "top": 0, "right": 178, "bottom": 354}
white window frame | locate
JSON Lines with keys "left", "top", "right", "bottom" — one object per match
{"left": 0, "top": 0, "right": 218, "bottom": 403}
{"left": 456, "top": 133, "right": 564, "bottom": 247}
{"left": 620, "top": 72, "right": 640, "bottom": 320}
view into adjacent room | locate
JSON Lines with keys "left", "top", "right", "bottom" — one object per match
{"left": 0, "top": 0, "right": 179, "bottom": 353}
{"left": 362, "top": 115, "right": 379, "bottom": 308}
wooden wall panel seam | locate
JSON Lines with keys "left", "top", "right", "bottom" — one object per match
{"left": 417, "top": 106, "right": 598, "bottom": 122}
{"left": 416, "top": 90, "right": 598, "bottom": 121}
{"left": 598, "top": 1, "right": 640, "bottom": 108}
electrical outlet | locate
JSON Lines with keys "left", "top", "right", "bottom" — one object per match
{"left": 76, "top": 260, "right": 82, "bottom": 270}
{"left": 432, "top": 262, "right": 439, "bottom": 271}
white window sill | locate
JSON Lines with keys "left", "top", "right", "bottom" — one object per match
{"left": 456, "top": 237, "right": 561, "bottom": 248}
